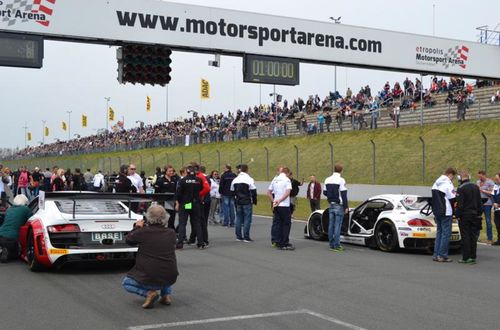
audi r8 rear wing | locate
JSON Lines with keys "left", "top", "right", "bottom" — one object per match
{"left": 43, "top": 192, "right": 175, "bottom": 219}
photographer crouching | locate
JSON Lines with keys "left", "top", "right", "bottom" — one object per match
{"left": 122, "top": 204, "right": 179, "bottom": 309}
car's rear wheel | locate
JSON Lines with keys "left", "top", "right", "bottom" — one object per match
{"left": 308, "top": 214, "right": 325, "bottom": 241}
{"left": 27, "top": 229, "right": 45, "bottom": 272}
{"left": 375, "top": 219, "right": 399, "bottom": 252}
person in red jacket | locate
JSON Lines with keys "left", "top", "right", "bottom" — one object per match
{"left": 307, "top": 175, "right": 322, "bottom": 212}
{"left": 186, "top": 163, "right": 211, "bottom": 246}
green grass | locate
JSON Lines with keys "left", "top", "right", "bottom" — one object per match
{"left": 7, "top": 120, "right": 500, "bottom": 186}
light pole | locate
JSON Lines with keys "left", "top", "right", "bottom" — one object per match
{"left": 23, "top": 122, "right": 28, "bottom": 148}
{"left": 66, "top": 110, "right": 72, "bottom": 141}
{"left": 41, "top": 120, "right": 46, "bottom": 144}
{"left": 329, "top": 16, "right": 342, "bottom": 94}
{"left": 104, "top": 97, "right": 111, "bottom": 145}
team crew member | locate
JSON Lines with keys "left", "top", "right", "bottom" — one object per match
{"left": 431, "top": 168, "right": 457, "bottom": 262}
{"left": 175, "top": 165, "right": 204, "bottom": 249}
{"left": 115, "top": 165, "right": 136, "bottom": 193}
{"left": 231, "top": 164, "right": 257, "bottom": 242}
{"left": 492, "top": 174, "right": 500, "bottom": 246}
{"left": 92, "top": 170, "right": 105, "bottom": 192}
{"left": 219, "top": 165, "right": 236, "bottom": 227}
{"left": 127, "top": 164, "right": 145, "bottom": 193}
{"left": 198, "top": 165, "right": 211, "bottom": 246}
{"left": 0, "top": 195, "right": 32, "bottom": 263}
{"left": 323, "top": 164, "right": 349, "bottom": 252}
{"left": 155, "top": 166, "right": 178, "bottom": 229}
{"left": 455, "top": 171, "right": 483, "bottom": 264}
{"left": 267, "top": 167, "right": 295, "bottom": 250}
{"left": 122, "top": 205, "right": 178, "bottom": 309}
{"left": 307, "top": 175, "right": 322, "bottom": 212}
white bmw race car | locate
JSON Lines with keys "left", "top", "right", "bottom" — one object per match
{"left": 18, "top": 192, "right": 171, "bottom": 271}
{"left": 304, "top": 194, "right": 461, "bottom": 252}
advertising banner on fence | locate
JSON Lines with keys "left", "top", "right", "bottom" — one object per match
{"left": 0, "top": 0, "right": 499, "bottom": 79}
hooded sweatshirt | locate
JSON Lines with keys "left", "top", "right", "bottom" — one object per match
{"left": 431, "top": 175, "right": 456, "bottom": 217}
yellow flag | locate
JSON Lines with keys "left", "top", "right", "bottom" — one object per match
{"left": 108, "top": 107, "right": 115, "bottom": 121}
{"left": 146, "top": 96, "right": 151, "bottom": 112}
{"left": 62, "top": 121, "right": 67, "bottom": 131}
{"left": 82, "top": 115, "right": 88, "bottom": 128}
{"left": 200, "top": 78, "right": 210, "bottom": 99}
{"left": 44, "top": 127, "right": 49, "bottom": 137}
{"left": 27, "top": 132, "right": 32, "bottom": 141}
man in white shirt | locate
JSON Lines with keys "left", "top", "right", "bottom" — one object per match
{"left": 127, "top": 164, "right": 144, "bottom": 193}
{"left": 93, "top": 170, "right": 105, "bottom": 192}
{"left": 267, "top": 167, "right": 294, "bottom": 250}
{"left": 431, "top": 168, "right": 457, "bottom": 262}
{"left": 323, "top": 164, "right": 349, "bottom": 252}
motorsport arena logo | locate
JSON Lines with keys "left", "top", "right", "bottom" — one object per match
{"left": 415, "top": 45, "right": 469, "bottom": 70}
{"left": 0, "top": 0, "right": 56, "bottom": 27}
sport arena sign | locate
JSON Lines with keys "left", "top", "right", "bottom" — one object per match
{"left": 0, "top": 0, "right": 499, "bottom": 79}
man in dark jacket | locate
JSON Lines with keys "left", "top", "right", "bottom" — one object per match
{"left": 175, "top": 165, "right": 204, "bottom": 249}
{"left": 122, "top": 205, "right": 178, "bottom": 309}
{"left": 456, "top": 171, "right": 483, "bottom": 264}
{"left": 307, "top": 175, "right": 322, "bottom": 212}
{"left": 219, "top": 164, "right": 236, "bottom": 227}
{"left": 115, "top": 165, "right": 136, "bottom": 193}
{"left": 231, "top": 164, "right": 257, "bottom": 242}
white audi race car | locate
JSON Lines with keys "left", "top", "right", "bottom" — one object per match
{"left": 18, "top": 192, "right": 171, "bottom": 271}
{"left": 304, "top": 194, "right": 461, "bottom": 252}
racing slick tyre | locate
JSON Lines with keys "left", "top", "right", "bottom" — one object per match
{"left": 308, "top": 214, "right": 325, "bottom": 241}
{"left": 27, "top": 229, "right": 46, "bottom": 272}
{"left": 375, "top": 219, "right": 399, "bottom": 252}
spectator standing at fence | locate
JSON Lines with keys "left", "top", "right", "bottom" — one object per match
{"left": 369, "top": 97, "right": 380, "bottom": 130}
{"left": 456, "top": 91, "right": 467, "bottom": 121}
{"left": 477, "top": 171, "right": 494, "bottom": 244}
{"left": 231, "top": 164, "right": 257, "bottom": 242}
{"left": 307, "top": 175, "right": 322, "bottom": 213}
{"left": 431, "top": 168, "right": 457, "bottom": 262}
{"left": 324, "top": 165, "right": 349, "bottom": 252}
{"left": 317, "top": 112, "right": 325, "bottom": 133}
{"left": 84, "top": 169, "right": 94, "bottom": 191}
{"left": 128, "top": 164, "right": 144, "bottom": 193}
{"left": 391, "top": 104, "right": 400, "bottom": 128}
{"left": 219, "top": 165, "right": 236, "bottom": 227}
{"left": 155, "top": 166, "right": 178, "bottom": 229}
{"left": 455, "top": 170, "right": 483, "bottom": 264}
{"left": 325, "top": 112, "right": 332, "bottom": 132}
{"left": 267, "top": 167, "right": 294, "bottom": 250}
{"left": 122, "top": 205, "right": 178, "bottom": 309}
{"left": 492, "top": 174, "right": 500, "bottom": 246}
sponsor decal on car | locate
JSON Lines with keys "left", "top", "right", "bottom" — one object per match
{"left": 398, "top": 227, "right": 412, "bottom": 231}
{"left": 416, "top": 228, "right": 432, "bottom": 232}
{"left": 400, "top": 232, "right": 409, "bottom": 237}
{"left": 49, "top": 248, "right": 68, "bottom": 255}
{"left": 412, "top": 232, "right": 427, "bottom": 238}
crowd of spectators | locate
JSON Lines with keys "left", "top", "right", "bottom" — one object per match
{"left": 9, "top": 77, "right": 499, "bottom": 160}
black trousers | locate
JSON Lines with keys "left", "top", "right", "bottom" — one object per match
{"left": 494, "top": 211, "right": 500, "bottom": 241}
{"left": 309, "top": 199, "right": 320, "bottom": 213}
{"left": 190, "top": 200, "right": 210, "bottom": 244}
{"left": 0, "top": 236, "right": 19, "bottom": 260}
{"left": 459, "top": 215, "right": 480, "bottom": 260}
{"left": 273, "top": 207, "right": 292, "bottom": 248}
{"left": 178, "top": 204, "right": 203, "bottom": 246}
{"left": 166, "top": 209, "right": 177, "bottom": 230}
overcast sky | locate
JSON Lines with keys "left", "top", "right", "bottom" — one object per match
{"left": 1, "top": 0, "right": 499, "bottom": 148}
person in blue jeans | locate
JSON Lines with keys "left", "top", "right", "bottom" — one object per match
{"left": 477, "top": 170, "right": 495, "bottom": 243}
{"left": 231, "top": 164, "right": 257, "bottom": 242}
{"left": 431, "top": 168, "right": 457, "bottom": 262}
{"left": 219, "top": 165, "right": 236, "bottom": 227}
{"left": 323, "top": 164, "right": 349, "bottom": 252}
{"left": 122, "top": 205, "right": 178, "bottom": 308}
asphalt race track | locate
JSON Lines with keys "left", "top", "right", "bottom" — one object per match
{"left": 1, "top": 216, "right": 498, "bottom": 330}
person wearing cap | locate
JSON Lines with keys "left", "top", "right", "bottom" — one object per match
{"left": 0, "top": 194, "right": 32, "bottom": 263}
{"left": 122, "top": 205, "right": 178, "bottom": 309}
{"left": 231, "top": 164, "right": 257, "bottom": 242}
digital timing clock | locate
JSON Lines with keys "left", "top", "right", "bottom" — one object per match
{"left": 0, "top": 32, "right": 43, "bottom": 69}
{"left": 243, "top": 54, "right": 300, "bottom": 86}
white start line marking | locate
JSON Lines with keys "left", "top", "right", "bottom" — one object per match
{"left": 128, "top": 309, "right": 367, "bottom": 330}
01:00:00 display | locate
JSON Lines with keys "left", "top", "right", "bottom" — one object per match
{"left": 252, "top": 60, "right": 295, "bottom": 78}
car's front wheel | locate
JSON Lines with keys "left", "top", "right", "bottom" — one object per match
{"left": 27, "top": 229, "right": 45, "bottom": 272}
{"left": 308, "top": 214, "right": 325, "bottom": 241}
{"left": 375, "top": 219, "right": 399, "bottom": 252}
